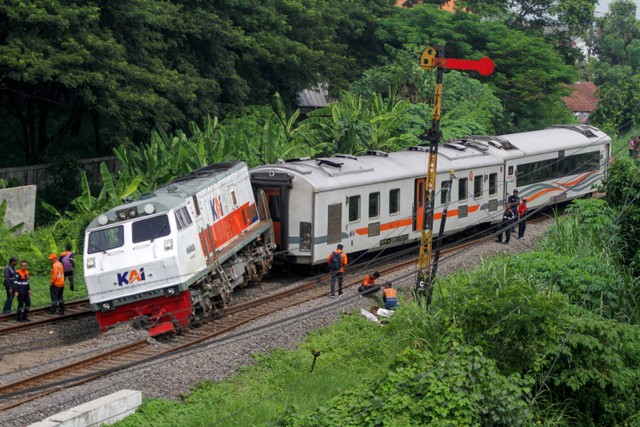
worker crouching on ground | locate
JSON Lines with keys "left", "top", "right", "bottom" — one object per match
{"left": 382, "top": 282, "right": 398, "bottom": 310}
{"left": 358, "top": 271, "right": 382, "bottom": 296}
{"left": 48, "top": 254, "right": 65, "bottom": 315}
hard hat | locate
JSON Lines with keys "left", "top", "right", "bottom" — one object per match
{"left": 48, "top": 253, "right": 58, "bottom": 260}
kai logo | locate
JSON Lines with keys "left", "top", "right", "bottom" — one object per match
{"left": 116, "top": 268, "right": 146, "bottom": 287}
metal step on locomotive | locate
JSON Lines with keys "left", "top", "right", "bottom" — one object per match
{"left": 83, "top": 162, "right": 275, "bottom": 336}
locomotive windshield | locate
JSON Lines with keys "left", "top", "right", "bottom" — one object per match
{"left": 132, "top": 214, "right": 171, "bottom": 243}
{"left": 88, "top": 225, "right": 124, "bottom": 254}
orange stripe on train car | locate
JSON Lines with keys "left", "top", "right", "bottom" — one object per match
{"left": 354, "top": 205, "right": 480, "bottom": 235}
{"left": 553, "top": 171, "right": 593, "bottom": 187}
{"left": 212, "top": 202, "right": 253, "bottom": 249}
{"left": 198, "top": 232, "right": 207, "bottom": 256}
{"left": 526, "top": 187, "right": 563, "bottom": 202}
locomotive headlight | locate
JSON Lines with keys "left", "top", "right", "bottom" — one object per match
{"left": 101, "top": 302, "right": 112, "bottom": 311}
{"left": 117, "top": 210, "right": 127, "bottom": 221}
{"left": 144, "top": 203, "right": 155, "bottom": 214}
{"left": 98, "top": 215, "right": 109, "bottom": 226}
{"left": 165, "top": 287, "right": 176, "bottom": 296}
{"left": 164, "top": 239, "right": 173, "bottom": 251}
{"left": 128, "top": 208, "right": 138, "bottom": 218}
{"left": 87, "top": 257, "right": 96, "bottom": 269}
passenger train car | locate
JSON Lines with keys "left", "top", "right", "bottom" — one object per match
{"left": 84, "top": 125, "right": 610, "bottom": 335}
{"left": 83, "top": 162, "right": 275, "bottom": 336}
{"left": 250, "top": 125, "right": 611, "bottom": 266}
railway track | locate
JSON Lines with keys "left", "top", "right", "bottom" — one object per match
{"left": 0, "top": 213, "right": 551, "bottom": 411}
{"left": 0, "top": 299, "right": 92, "bottom": 335}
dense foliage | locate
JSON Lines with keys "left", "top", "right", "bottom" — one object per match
{"left": 0, "top": 0, "right": 395, "bottom": 165}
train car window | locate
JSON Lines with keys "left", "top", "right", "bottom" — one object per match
{"left": 458, "top": 178, "right": 468, "bottom": 201}
{"left": 348, "top": 195, "right": 360, "bottom": 222}
{"left": 389, "top": 189, "right": 400, "bottom": 215}
{"left": 517, "top": 152, "right": 599, "bottom": 187}
{"left": 132, "top": 215, "right": 171, "bottom": 243}
{"left": 268, "top": 196, "right": 281, "bottom": 221}
{"left": 474, "top": 176, "right": 483, "bottom": 198}
{"left": 231, "top": 190, "right": 238, "bottom": 207}
{"left": 88, "top": 226, "right": 124, "bottom": 254}
{"left": 489, "top": 173, "right": 497, "bottom": 196}
{"left": 175, "top": 206, "right": 193, "bottom": 231}
{"left": 369, "top": 192, "right": 380, "bottom": 218}
{"left": 440, "top": 181, "right": 449, "bottom": 204}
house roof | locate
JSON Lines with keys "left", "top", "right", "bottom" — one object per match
{"left": 562, "top": 82, "right": 599, "bottom": 113}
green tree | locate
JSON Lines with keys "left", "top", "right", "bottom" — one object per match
{"left": 0, "top": 0, "right": 395, "bottom": 165}
{"left": 376, "top": 5, "right": 577, "bottom": 132}
{"left": 588, "top": 1, "right": 640, "bottom": 133}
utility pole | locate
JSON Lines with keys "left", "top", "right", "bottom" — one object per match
{"left": 415, "top": 46, "right": 494, "bottom": 312}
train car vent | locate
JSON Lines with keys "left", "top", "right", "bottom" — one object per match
{"left": 335, "top": 154, "right": 357, "bottom": 160}
{"left": 489, "top": 199, "right": 498, "bottom": 212}
{"left": 327, "top": 203, "right": 343, "bottom": 244}
{"left": 364, "top": 150, "right": 389, "bottom": 157}
{"left": 467, "top": 140, "right": 490, "bottom": 151}
{"left": 443, "top": 142, "right": 467, "bottom": 151}
{"left": 549, "top": 125, "right": 597, "bottom": 138}
{"left": 317, "top": 159, "right": 344, "bottom": 168}
{"left": 368, "top": 222, "right": 380, "bottom": 237}
{"left": 407, "top": 146, "right": 429, "bottom": 152}
{"left": 458, "top": 205, "right": 469, "bottom": 218}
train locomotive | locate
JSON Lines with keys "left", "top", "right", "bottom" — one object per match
{"left": 250, "top": 125, "right": 611, "bottom": 266}
{"left": 84, "top": 124, "right": 611, "bottom": 334}
{"left": 83, "top": 162, "right": 275, "bottom": 336}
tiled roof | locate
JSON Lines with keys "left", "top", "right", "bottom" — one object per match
{"left": 562, "top": 82, "right": 599, "bottom": 113}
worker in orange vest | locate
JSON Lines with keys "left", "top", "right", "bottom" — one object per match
{"left": 358, "top": 271, "right": 381, "bottom": 296}
{"left": 382, "top": 282, "right": 398, "bottom": 310}
{"left": 47, "top": 253, "right": 65, "bottom": 315}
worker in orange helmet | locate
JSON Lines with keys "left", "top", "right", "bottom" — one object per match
{"left": 47, "top": 254, "right": 65, "bottom": 315}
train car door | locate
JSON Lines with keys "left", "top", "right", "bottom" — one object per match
{"left": 264, "top": 189, "right": 282, "bottom": 247}
{"left": 413, "top": 178, "right": 425, "bottom": 231}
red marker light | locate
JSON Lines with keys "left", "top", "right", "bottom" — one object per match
{"left": 443, "top": 57, "right": 495, "bottom": 76}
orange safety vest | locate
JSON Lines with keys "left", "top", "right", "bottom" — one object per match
{"left": 362, "top": 275, "right": 376, "bottom": 288}
{"left": 383, "top": 288, "right": 397, "bottom": 299}
{"left": 50, "top": 260, "right": 65, "bottom": 287}
{"left": 327, "top": 250, "right": 348, "bottom": 273}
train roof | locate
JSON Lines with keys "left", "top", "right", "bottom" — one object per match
{"left": 250, "top": 125, "right": 610, "bottom": 192}
{"left": 87, "top": 162, "right": 246, "bottom": 229}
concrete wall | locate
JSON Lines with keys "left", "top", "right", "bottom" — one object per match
{"left": 0, "top": 185, "right": 37, "bottom": 233}
{"left": 29, "top": 389, "right": 142, "bottom": 427}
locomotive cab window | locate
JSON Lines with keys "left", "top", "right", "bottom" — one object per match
{"left": 88, "top": 226, "right": 124, "bottom": 254}
{"left": 389, "top": 189, "right": 400, "bottom": 215}
{"left": 348, "top": 195, "right": 360, "bottom": 222}
{"left": 230, "top": 190, "right": 238, "bottom": 207}
{"left": 175, "top": 206, "right": 193, "bottom": 231}
{"left": 132, "top": 215, "right": 171, "bottom": 243}
{"left": 458, "top": 178, "right": 468, "bottom": 201}
{"left": 369, "top": 192, "right": 380, "bottom": 219}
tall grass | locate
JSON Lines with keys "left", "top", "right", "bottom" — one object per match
{"left": 115, "top": 314, "right": 394, "bottom": 427}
